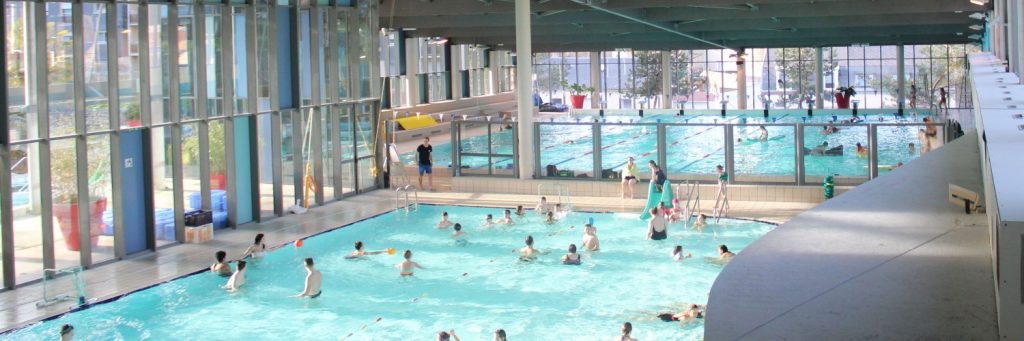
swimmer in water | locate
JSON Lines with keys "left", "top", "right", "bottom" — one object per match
{"left": 345, "top": 241, "right": 388, "bottom": 259}
{"left": 908, "top": 142, "right": 916, "bottom": 154}
{"left": 519, "top": 235, "right": 545, "bottom": 260}
{"left": 536, "top": 196, "right": 551, "bottom": 215}
{"left": 241, "top": 233, "right": 267, "bottom": 259}
{"left": 451, "top": 223, "right": 467, "bottom": 239}
{"left": 719, "top": 244, "right": 736, "bottom": 260}
{"left": 545, "top": 211, "right": 557, "bottom": 224}
{"left": 618, "top": 322, "right": 638, "bottom": 341}
{"left": 515, "top": 205, "right": 526, "bottom": 218}
{"left": 437, "top": 330, "right": 461, "bottom": 341}
{"left": 582, "top": 224, "right": 600, "bottom": 251}
{"left": 657, "top": 303, "right": 704, "bottom": 322}
{"left": 657, "top": 201, "right": 668, "bottom": 217}
{"left": 484, "top": 214, "right": 495, "bottom": 227}
{"left": 497, "top": 209, "right": 515, "bottom": 225}
{"left": 694, "top": 213, "right": 708, "bottom": 229}
{"left": 437, "top": 211, "right": 454, "bottom": 228}
{"left": 290, "top": 257, "right": 322, "bottom": 298}
{"left": 855, "top": 142, "right": 867, "bottom": 157}
{"left": 223, "top": 260, "right": 247, "bottom": 292}
{"left": 672, "top": 245, "right": 693, "bottom": 261}
{"left": 562, "top": 244, "right": 582, "bottom": 265}
{"left": 60, "top": 324, "right": 74, "bottom": 341}
{"left": 493, "top": 329, "right": 507, "bottom": 341}
{"left": 210, "top": 250, "right": 232, "bottom": 276}
{"left": 758, "top": 125, "right": 768, "bottom": 141}
{"left": 396, "top": 250, "right": 424, "bottom": 276}
{"left": 647, "top": 208, "right": 668, "bottom": 240}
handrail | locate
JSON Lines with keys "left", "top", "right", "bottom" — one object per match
{"left": 395, "top": 185, "right": 419, "bottom": 211}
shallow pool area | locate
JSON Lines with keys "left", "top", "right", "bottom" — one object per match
{"left": 2, "top": 205, "right": 775, "bottom": 340}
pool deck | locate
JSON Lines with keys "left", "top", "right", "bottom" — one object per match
{"left": 0, "top": 190, "right": 814, "bottom": 333}
{"left": 705, "top": 132, "right": 998, "bottom": 340}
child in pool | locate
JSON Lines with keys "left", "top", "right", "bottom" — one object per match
{"left": 483, "top": 214, "right": 495, "bottom": 227}
{"left": 561, "top": 244, "right": 581, "bottom": 265}
{"left": 437, "top": 211, "right": 453, "bottom": 229}
{"left": 545, "top": 211, "right": 557, "bottom": 225}
{"left": 515, "top": 205, "right": 526, "bottom": 218}
{"left": 396, "top": 250, "right": 424, "bottom": 276}
{"left": 672, "top": 245, "right": 693, "bottom": 261}
{"left": 582, "top": 224, "right": 600, "bottom": 251}
{"left": 451, "top": 223, "right": 466, "bottom": 239}
{"left": 497, "top": 209, "right": 515, "bottom": 225}
{"left": 694, "top": 213, "right": 708, "bottom": 229}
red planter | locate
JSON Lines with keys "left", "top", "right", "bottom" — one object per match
{"left": 53, "top": 198, "right": 107, "bottom": 252}
{"left": 211, "top": 172, "right": 227, "bottom": 190}
{"left": 126, "top": 120, "right": 142, "bottom": 128}
{"left": 570, "top": 95, "right": 586, "bottom": 109}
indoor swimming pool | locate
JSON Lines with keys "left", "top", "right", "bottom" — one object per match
{"left": 2, "top": 205, "right": 775, "bottom": 340}
{"left": 401, "top": 112, "right": 932, "bottom": 180}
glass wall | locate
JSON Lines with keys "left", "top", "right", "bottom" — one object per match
{"left": 534, "top": 52, "right": 591, "bottom": 107}
{"left": 0, "top": 0, "right": 381, "bottom": 287}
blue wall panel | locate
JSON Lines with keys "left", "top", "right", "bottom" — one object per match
{"left": 121, "top": 130, "right": 148, "bottom": 254}
{"left": 277, "top": 7, "right": 294, "bottom": 109}
{"left": 234, "top": 118, "right": 254, "bottom": 224}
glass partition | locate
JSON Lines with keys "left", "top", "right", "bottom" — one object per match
{"left": 802, "top": 123, "right": 869, "bottom": 185}
{"left": 538, "top": 123, "right": 594, "bottom": 178}
{"left": 454, "top": 121, "right": 516, "bottom": 177}
{"left": 600, "top": 123, "right": 656, "bottom": 180}
{"left": 665, "top": 124, "right": 725, "bottom": 179}
{"left": 733, "top": 124, "right": 797, "bottom": 183}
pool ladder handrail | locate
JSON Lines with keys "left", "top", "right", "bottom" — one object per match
{"left": 537, "top": 183, "right": 572, "bottom": 209}
{"left": 713, "top": 191, "right": 730, "bottom": 222}
{"left": 681, "top": 181, "right": 701, "bottom": 226}
{"left": 395, "top": 185, "right": 419, "bottom": 211}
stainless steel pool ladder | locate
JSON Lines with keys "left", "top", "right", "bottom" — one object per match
{"left": 713, "top": 194, "right": 730, "bottom": 222}
{"left": 681, "top": 181, "right": 701, "bottom": 226}
{"left": 36, "top": 267, "right": 87, "bottom": 308}
{"left": 395, "top": 185, "right": 419, "bottom": 211}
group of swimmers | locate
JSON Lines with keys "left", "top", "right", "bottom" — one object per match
{"left": 208, "top": 233, "right": 325, "bottom": 297}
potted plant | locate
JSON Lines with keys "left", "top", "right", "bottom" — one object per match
{"left": 123, "top": 102, "right": 142, "bottom": 127}
{"left": 834, "top": 87, "right": 856, "bottom": 109}
{"left": 561, "top": 81, "right": 595, "bottom": 109}
{"left": 51, "top": 118, "right": 109, "bottom": 251}
{"left": 182, "top": 121, "right": 227, "bottom": 189}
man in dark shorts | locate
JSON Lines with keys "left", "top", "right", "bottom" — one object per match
{"left": 416, "top": 137, "right": 434, "bottom": 191}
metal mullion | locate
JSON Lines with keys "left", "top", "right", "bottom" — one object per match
{"left": 194, "top": 3, "right": 208, "bottom": 120}
{"left": 106, "top": 2, "right": 127, "bottom": 259}
{"left": 324, "top": 9, "right": 339, "bottom": 104}
{"left": 268, "top": 5, "right": 280, "bottom": 111}
{"left": 166, "top": 5, "right": 185, "bottom": 242}
{"left": 224, "top": 115, "right": 237, "bottom": 227}
{"left": 512, "top": 122, "right": 519, "bottom": 178}
{"left": 72, "top": 1, "right": 95, "bottom": 266}
{"left": 868, "top": 124, "right": 879, "bottom": 179}
{"left": 245, "top": 5, "right": 258, "bottom": 115}
{"left": 139, "top": 4, "right": 151, "bottom": 127}
{"left": 222, "top": 3, "right": 238, "bottom": 228}
{"left": 271, "top": 111, "right": 284, "bottom": 216}
{"left": 331, "top": 105, "right": 342, "bottom": 199}
{"left": 199, "top": 121, "right": 212, "bottom": 211}
{"left": 0, "top": 0, "right": 12, "bottom": 288}
{"left": 309, "top": 9, "right": 325, "bottom": 205}
{"left": 349, "top": 104, "right": 359, "bottom": 192}
{"left": 591, "top": 122, "right": 600, "bottom": 181}
{"left": 291, "top": 110, "right": 304, "bottom": 203}
{"left": 795, "top": 123, "right": 805, "bottom": 186}
{"left": 311, "top": 107, "right": 325, "bottom": 205}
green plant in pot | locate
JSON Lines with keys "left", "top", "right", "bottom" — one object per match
{"left": 50, "top": 118, "right": 110, "bottom": 251}
{"left": 561, "top": 81, "right": 595, "bottom": 109}
{"left": 123, "top": 102, "right": 142, "bottom": 127}
{"left": 182, "top": 121, "right": 227, "bottom": 190}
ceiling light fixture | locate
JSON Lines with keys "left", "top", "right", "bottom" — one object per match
{"left": 968, "top": 34, "right": 982, "bottom": 40}
{"left": 969, "top": 0, "right": 987, "bottom": 5}
{"left": 969, "top": 24, "right": 984, "bottom": 30}
{"left": 968, "top": 12, "right": 986, "bottom": 20}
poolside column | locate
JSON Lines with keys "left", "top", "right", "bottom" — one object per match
{"left": 590, "top": 52, "right": 601, "bottom": 109}
{"left": 814, "top": 47, "right": 824, "bottom": 109}
{"left": 515, "top": 0, "right": 535, "bottom": 179}
{"left": 897, "top": 44, "right": 905, "bottom": 114}
{"left": 736, "top": 49, "right": 746, "bottom": 110}
{"left": 661, "top": 51, "right": 671, "bottom": 109}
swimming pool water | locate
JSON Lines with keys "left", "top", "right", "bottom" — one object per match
{"left": 404, "top": 113, "right": 926, "bottom": 180}
{"left": 2, "top": 205, "right": 775, "bottom": 340}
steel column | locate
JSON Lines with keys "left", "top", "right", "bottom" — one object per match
{"left": 106, "top": 2, "right": 126, "bottom": 259}
{"left": 795, "top": 123, "right": 805, "bottom": 185}
{"left": 514, "top": 0, "right": 534, "bottom": 180}
{"left": 868, "top": 124, "right": 879, "bottom": 179}
{"left": 815, "top": 47, "right": 824, "bottom": 109}
{"left": 724, "top": 124, "right": 735, "bottom": 185}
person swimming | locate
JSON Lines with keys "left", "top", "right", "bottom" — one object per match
{"left": 483, "top": 214, "right": 495, "bottom": 227}
{"left": 437, "top": 211, "right": 454, "bottom": 228}
{"left": 694, "top": 213, "right": 708, "bottom": 229}
{"left": 618, "top": 322, "right": 638, "bottom": 341}
{"left": 515, "top": 205, "right": 525, "bottom": 217}
{"left": 497, "top": 209, "right": 515, "bottom": 225}
{"left": 758, "top": 125, "right": 768, "bottom": 141}
{"left": 241, "top": 233, "right": 267, "bottom": 259}
{"left": 672, "top": 245, "right": 693, "bottom": 261}
{"left": 582, "top": 224, "right": 600, "bottom": 251}
{"left": 657, "top": 303, "right": 704, "bottom": 322}
{"left": 437, "top": 330, "right": 461, "bottom": 341}
{"left": 855, "top": 142, "right": 867, "bottom": 157}
{"left": 345, "top": 241, "right": 388, "bottom": 259}
{"left": 656, "top": 201, "right": 668, "bottom": 217}
{"left": 561, "top": 244, "right": 581, "bottom": 265}
{"left": 493, "top": 329, "right": 507, "bottom": 341}
{"left": 908, "top": 142, "right": 916, "bottom": 154}
{"left": 59, "top": 324, "right": 74, "bottom": 341}
{"left": 223, "top": 260, "right": 246, "bottom": 292}
{"left": 290, "top": 257, "right": 322, "bottom": 299}
{"left": 519, "top": 235, "right": 544, "bottom": 261}
{"left": 536, "top": 196, "right": 551, "bottom": 215}
{"left": 647, "top": 208, "right": 668, "bottom": 240}
{"left": 719, "top": 244, "right": 736, "bottom": 260}
{"left": 210, "top": 250, "right": 232, "bottom": 277}
{"left": 396, "top": 250, "right": 424, "bottom": 276}
{"left": 451, "top": 223, "right": 467, "bottom": 239}
{"left": 545, "top": 211, "right": 556, "bottom": 225}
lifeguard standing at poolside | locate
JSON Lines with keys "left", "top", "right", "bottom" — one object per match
{"left": 416, "top": 137, "right": 435, "bottom": 191}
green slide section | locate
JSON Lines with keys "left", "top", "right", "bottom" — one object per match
{"left": 639, "top": 180, "right": 674, "bottom": 219}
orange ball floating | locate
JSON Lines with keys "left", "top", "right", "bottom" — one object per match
{"left": 294, "top": 239, "right": 304, "bottom": 248}
{"left": 387, "top": 247, "right": 396, "bottom": 255}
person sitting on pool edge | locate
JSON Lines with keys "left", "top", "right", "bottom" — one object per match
{"left": 648, "top": 160, "right": 667, "bottom": 192}
{"left": 618, "top": 322, "right": 638, "bottom": 341}
{"left": 535, "top": 196, "right": 551, "bottom": 215}
{"left": 497, "top": 209, "right": 515, "bottom": 225}
{"left": 241, "top": 233, "right": 267, "bottom": 260}
{"left": 436, "top": 330, "right": 461, "bottom": 341}
{"left": 672, "top": 245, "right": 693, "bottom": 261}
{"left": 437, "top": 211, "right": 454, "bottom": 229}
{"left": 621, "top": 156, "right": 639, "bottom": 199}
{"left": 210, "top": 250, "right": 232, "bottom": 277}
{"left": 345, "top": 241, "right": 388, "bottom": 259}
{"left": 719, "top": 244, "right": 736, "bottom": 260}
{"left": 223, "top": 260, "right": 246, "bottom": 292}
{"left": 397, "top": 250, "right": 424, "bottom": 276}
{"left": 290, "top": 257, "right": 322, "bottom": 299}
{"left": 561, "top": 244, "right": 582, "bottom": 265}
{"left": 582, "top": 224, "right": 600, "bottom": 251}
{"left": 647, "top": 208, "right": 668, "bottom": 240}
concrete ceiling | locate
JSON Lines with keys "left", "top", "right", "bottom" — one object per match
{"left": 380, "top": 0, "right": 990, "bottom": 52}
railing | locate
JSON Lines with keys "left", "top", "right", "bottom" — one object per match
{"left": 395, "top": 185, "right": 419, "bottom": 211}
{"left": 532, "top": 116, "right": 947, "bottom": 186}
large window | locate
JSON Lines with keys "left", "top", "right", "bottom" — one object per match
{"left": 380, "top": 29, "right": 406, "bottom": 108}
{"left": 534, "top": 52, "right": 590, "bottom": 107}
{"left": 495, "top": 50, "right": 515, "bottom": 93}
{"left": 0, "top": 0, "right": 381, "bottom": 287}
{"left": 416, "top": 37, "right": 449, "bottom": 103}
{"left": 462, "top": 45, "right": 490, "bottom": 97}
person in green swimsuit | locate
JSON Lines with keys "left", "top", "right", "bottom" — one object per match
{"left": 715, "top": 165, "right": 729, "bottom": 215}
{"left": 621, "top": 157, "right": 639, "bottom": 199}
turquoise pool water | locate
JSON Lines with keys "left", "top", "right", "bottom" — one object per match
{"left": 404, "top": 113, "right": 927, "bottom": 179}
{"left": 2, "top": 205, "right": 775, "bottom": 340}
